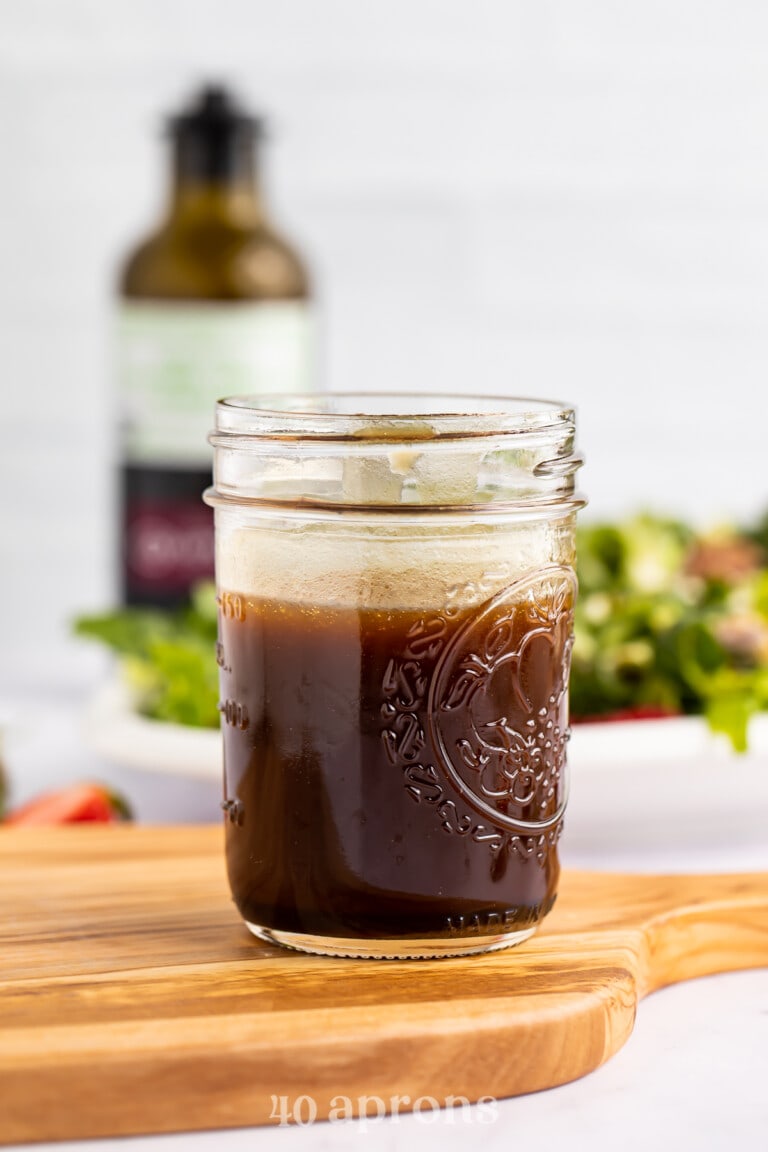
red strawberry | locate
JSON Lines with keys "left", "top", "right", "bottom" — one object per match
{"left": 3, "top": 783, "right": 132, "bottom": 826}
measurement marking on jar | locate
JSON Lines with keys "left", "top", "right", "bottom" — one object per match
{"left": 219, "top": 591, "right": 246, "bottom": 622}
{"left": 221, "top": 798, "right": 245, "bottom": 826}
{"left": 218, "top": 698, "right": 250, "bottom": 729}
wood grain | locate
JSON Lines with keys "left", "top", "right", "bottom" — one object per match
{"left": 0, "top": 825, "right": 766, "bottom": 1143}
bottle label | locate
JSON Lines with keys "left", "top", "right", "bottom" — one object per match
{"left": 117, "top": 300, "right": 312, "bottom": 603}
{"left": 117, "top": 300, "right": 313, "bottom": 465}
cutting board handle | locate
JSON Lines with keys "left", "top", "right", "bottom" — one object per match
{"left": 556, "top": 870, "right": 768, "bottom": 996}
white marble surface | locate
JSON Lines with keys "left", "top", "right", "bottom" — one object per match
{"left": 2, "top": 685, "right": 768, "bottom": 1151}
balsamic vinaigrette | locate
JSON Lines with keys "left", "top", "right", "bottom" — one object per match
{"left": 218, "top": 574, "right": 574, "bottom": 944}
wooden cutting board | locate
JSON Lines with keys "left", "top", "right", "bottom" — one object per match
{"left": 1, "top": 825, "right": 767, "bottom": 1144}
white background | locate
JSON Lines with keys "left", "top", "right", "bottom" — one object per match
{"left": 1, "top": 0, "right": 768, "bottom": 682}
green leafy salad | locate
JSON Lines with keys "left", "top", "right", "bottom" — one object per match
{"left": 571, "top": 511, "right": 768, "bottom": 751}
{"left": 75, "top": 512, "right": 768, "bottom": 752}
{"left": 76, "top": 583, "right": 220, "bottom": 730}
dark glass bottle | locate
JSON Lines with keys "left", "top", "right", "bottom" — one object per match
{"left": 117, "top": 85, "right": 312, "bottom": 607}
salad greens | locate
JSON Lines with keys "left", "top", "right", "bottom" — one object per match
{"left": 74, "top": 583, "right": 220, "bottom": 730}
{"left": 74, "top": 512, "right": 768, "bottom": 752}
{"left": 572, "top": 513, "right": 768, "bottom": 751}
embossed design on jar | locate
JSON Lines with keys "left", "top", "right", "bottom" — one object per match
{"left": 428, "top": 566, "right": 576, "bottom": 836}
{"left": 380, "top": 566, "right": 576, "bottom": 861}
{"left": 381, "top": 614, "right": 504, "bottom": 854}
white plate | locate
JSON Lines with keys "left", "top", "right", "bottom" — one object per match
{"left": 566, "top": 715, "right": 768, "bottom": 867}
{"left": 83, "top": 680, "right": 222, "bottom": 780}
{"left": 570, "top": 712, "right": 768, "bottom": 766}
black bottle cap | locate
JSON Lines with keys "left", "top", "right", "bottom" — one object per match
{"left": 169, "top": 85, "right": 263, "bottom": 183}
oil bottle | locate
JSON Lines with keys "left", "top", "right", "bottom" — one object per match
{"left": 117, "top": 84, "right": 312, "bottom": 606}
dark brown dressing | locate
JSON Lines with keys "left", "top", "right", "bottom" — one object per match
{"left": 218, "top": 584, "right": 572, "bottom": 941}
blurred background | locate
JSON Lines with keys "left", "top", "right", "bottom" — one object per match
{"left": 1, "top": 0, "right": 768, "bottom": 689}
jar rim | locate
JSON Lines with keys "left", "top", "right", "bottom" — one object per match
{"left": 211, "top": 391, "right": 576, "bottom": 443}
{"left": 207, "top": 391, "right": 585, "bottom": 515}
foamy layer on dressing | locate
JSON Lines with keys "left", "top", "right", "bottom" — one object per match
{"left": 217, "top": 521, "right": 574, "bottom": 611}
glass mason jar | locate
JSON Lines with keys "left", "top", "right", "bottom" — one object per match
{"left": 205, "top": 393, "right": 585, "bottom": 959}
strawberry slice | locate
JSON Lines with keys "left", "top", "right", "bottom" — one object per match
{"left": 3, "top": 783, "right": 132, "bottom": 826}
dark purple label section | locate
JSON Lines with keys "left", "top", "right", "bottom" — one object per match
{"left": 126, "top": 501, "right": 214, "bottom": 585}
{"left": 122, "top": 465, "right": 214, "bottom": 606}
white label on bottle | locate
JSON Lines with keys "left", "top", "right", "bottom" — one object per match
{"left": 117, "top": 300, "right": 314, "bottom": 464}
